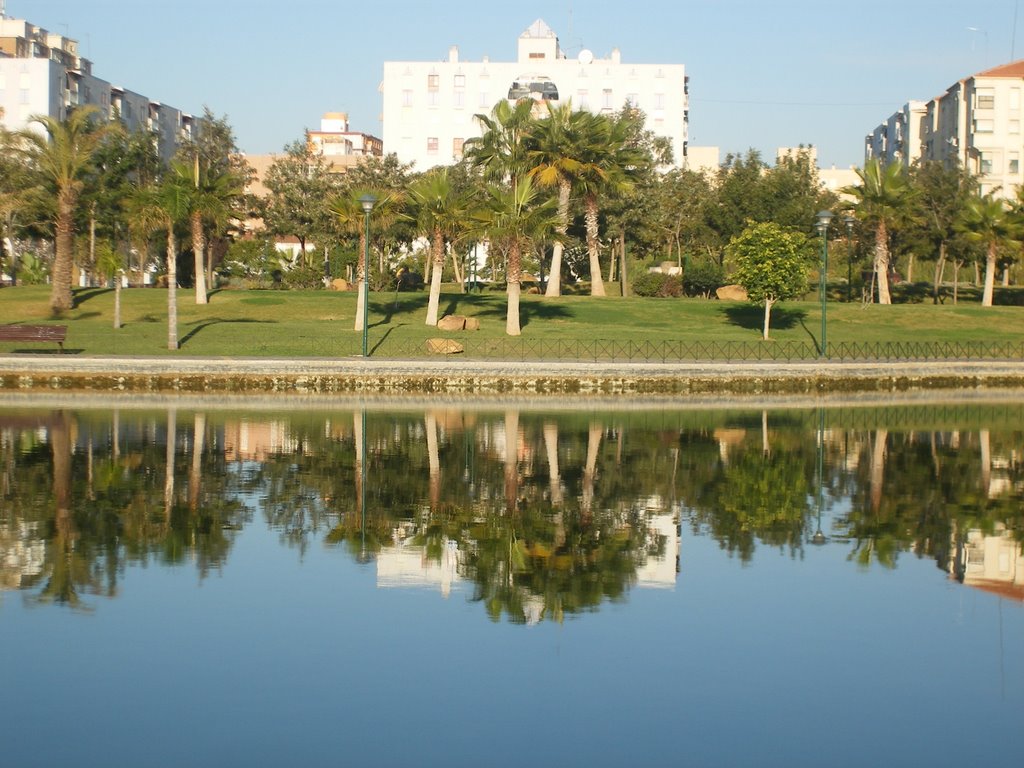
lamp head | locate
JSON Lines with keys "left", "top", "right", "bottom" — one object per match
{"left": 359, "top": 194, "right": 377, "bottom": 213}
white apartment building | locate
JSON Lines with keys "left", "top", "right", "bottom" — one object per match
{"left": 0, "top": 15, "right": 192, "bottom": 161}
{"left": 867, "top": 61, "right": 1024, "bottom": 199}
{"left": 381, "top": 19, "right": 689, "bottom": 171}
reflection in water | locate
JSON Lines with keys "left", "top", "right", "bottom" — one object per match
{"left": 1, "top": 403, "right": 1023, "bottom": 618}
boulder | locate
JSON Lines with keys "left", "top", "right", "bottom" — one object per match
{"left": 330, "top": 278, "right": 351, "bottom": 291}
{"left": 463, "top": 317, "right": 480, "bottom": 331}
{"left": 437, "top": 314, "right": 467, "bottom": 331}
{"left": 426, "top": 338, "right": 464, "bottom": 355}
{"left": 716, "top": 284, "right": 749, "bottom": 301}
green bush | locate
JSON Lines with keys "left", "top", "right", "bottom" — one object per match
{"left": 683, "top": 261, "right": 725, "bottom": 297}
{"left": 633, "top": 271, "right": 683, "bottom": 297}
{"left": 282, "top": 263, "right": 325, "bottom": 290}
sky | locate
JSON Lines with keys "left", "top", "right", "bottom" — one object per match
{"left": 14, "top": 0, "right": 1024, "bottom": 168}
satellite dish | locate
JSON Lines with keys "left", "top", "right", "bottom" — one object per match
{"left": 578, "top": 49, "right": 594, "bottom": 64}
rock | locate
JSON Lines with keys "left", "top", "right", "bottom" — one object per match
{"left": 437, "top": 314, "right": 467, "bottom": 330}
{"left": 426, "top": 338, "right": 464, "bottom": 354}
{"left": 330, "top": 278, "right": 351, "bottom": 291}
{"left": 463, "top": 317, "right": 480, "bottom": 331}
{"left": 716, "top": 284, "right": 748, "bottom": 301}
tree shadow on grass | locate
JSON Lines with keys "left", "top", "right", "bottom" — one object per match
{"left": 474, "top": 299, "right": 573, "bottom": 329}
{"left": 376, "top": 294, "right": 427, "bottom": 326}
{"left": 720, "top": 304, "right": 807, "bottom": 334}
{"left": 178, "top": 318, "right": 276, "bottom": 347}
{"left": 72, "top": 287, "right": 112, "bottom": 307}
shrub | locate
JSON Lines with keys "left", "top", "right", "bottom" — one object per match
{"left": 683, "top": 261, "right": 725, "bottom": 297}
{"left": 282, "top": 263, "right": 325, "bottom": 290}
{"left": 633, "top": 271, "right": 683, "bottom": 297}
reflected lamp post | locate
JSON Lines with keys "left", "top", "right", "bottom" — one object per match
{"left": 843, "top": 214, "right": 856, "bottom": 303}
{"left": 811, "top": 407, "right": 827, "bottom": 546}
{"left": 815, "top": 210, "right": 834, "bottom": 358}
{"left": 359, "top": 194, "right": 377, "bottom": 357}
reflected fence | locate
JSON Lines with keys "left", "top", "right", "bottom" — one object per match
{"left": 251, "top": 336, "right": 1024, "bottom": 363}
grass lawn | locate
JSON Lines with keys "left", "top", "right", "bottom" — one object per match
{"left": 1, "top": 284, "right": 1022, "bottom": 357}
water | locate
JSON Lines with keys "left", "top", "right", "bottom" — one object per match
{"left": 1, "top": 397, "right": 1022, "bottom": 767}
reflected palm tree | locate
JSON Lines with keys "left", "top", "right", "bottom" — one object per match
{"left": 582, "top": 422, "right": 603, "bottom": 515}
{"left": 543, "top": 421, "right": 563, "bottom": 506}
{"left": 189, "top": 412, "right": 206, "bottom": 512}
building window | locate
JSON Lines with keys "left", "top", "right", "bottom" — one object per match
{"left": 1011, "top": 120, "right": 1021, "bottom": 134}
{"left": 454, "top": 74, "right": 465, "bottom": 88}
{"left": 974, "top": 119, "right": 994, "bottom": 133}
{"left": 529, "top": 52, "right": 545, "bottom": 59}
{"left": 427, "top": 90, "right": 439, "bottom": 107}
{"left": 1010, "top": 153, "right": 1020, "bottom": 174}
{"left": 427, "top": 137, "right": 438, "bottom": 154}
{"left": 577, "top": 89, "right": 589, "bottom": 109}
{"left": 626, "top": 93, "right": 639, "bottom": 108}
{"left": 453, "top": 137, "right": 464, "bottom": 158}
{"left": 427, "top": 74, "right": 439, "bottom": 90}
{"left": 979, "top": 153, "right": 993, "bottom": 175}
{"left": 453, "top": 90, "right": 464, "bottom": 108}
{"left": 402, "top": 89, "right": 413, "bottom": 106}
{"left": 1012, "top": 88, "right": 1021, "bottom": 110}
{"left": 654, "top": 93, "right": 665, "bottom": 109}
{"left": 976, "top": 90, "right": 995, "bottom": 109}
{"left": 479, "top": 92, "right": 490, "bottom": 107}
{"left": 602, "top": 89, "right": 613, "bottom": 109}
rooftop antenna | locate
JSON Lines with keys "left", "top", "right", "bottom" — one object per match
{"left": 0, "top": 0, "right": 7, "bottom": 19}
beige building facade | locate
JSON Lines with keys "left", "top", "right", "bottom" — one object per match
{"left": 867, "top": 62, "right": 1024, "bottom": 199}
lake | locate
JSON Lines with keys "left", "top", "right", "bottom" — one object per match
{"left": 1, "top": 396, "right": 1022, "bottom": 767}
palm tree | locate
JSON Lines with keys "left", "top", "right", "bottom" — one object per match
{"left": 173, "top": 156, "right": 244, "bottom": 305}
{"left": 13, "top": 106, "right": 116, "bottom": 312}
{"left": 574, "top": 110, "right": 648, "bottom": 297}
{"left": 956, "top": 194, "right": 1018, "bottom": 307}
{"left": 331, "top": 188, "right": 403, "bottom": 332}
{"left": 128, "top": 175, "right": 191, "bottom": 349}
{"left": 527, "top": 104, "right": 596, "bottom": 297}
{"left": 473, "top": 175, "right": 560, "bottom": 335}
{"left": 844, "top": 159, "right": 914, "bottom": 305}
{"left": 94, "top": 238, "right": 124, "bottom": 329}
{"left": 407, "top": 168, "right": 467, "bottom": 326}
{"left": 464, "top": 99, "right": 536, "bottom": 187}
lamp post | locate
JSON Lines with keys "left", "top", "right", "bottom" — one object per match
{"left": 815, "top": 210, "right": 833, "bottom": 357}
{"left": 843, "top": 215, "right": 856, "bottom": 303}
{"left": 359, "top": 194, "right": 376, "bottom": 357}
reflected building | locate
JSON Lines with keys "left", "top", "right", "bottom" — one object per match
{"left": 223, "top": 420, "right": 299, "bottom": 462}
{"left": 635, "top": 506, "right": 681, "bottom": 590}
{"left": 376, "top": 525, "right": 463, "bottom": 598}
{"left": 0, "top": 520, "right": 45, "bottom": 591}
{"left": 950, "top": 526, "right": 1024, "bottom": 602}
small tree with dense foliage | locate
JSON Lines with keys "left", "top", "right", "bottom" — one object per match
{"left": 728, "top": 221, "right": 812, "bottom": 340}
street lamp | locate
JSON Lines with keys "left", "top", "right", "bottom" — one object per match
{"left": 815, "top": 209, "right": 833, "bottom": 357}
{"left": 359, "top": 194, "right": 377, "bottom": 357}
{"left": 843, "top": 215, "right": 856, "bottom": 303}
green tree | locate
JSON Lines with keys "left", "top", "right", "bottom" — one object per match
{"left": 728, "top": 221, "right": 812, "bottom": 339}
{"left": 407, "top": 167, "right": 468, "bottom": 326}
{"left": 262, "top": 139, "right": 337, "bottom": 269}
{"left": 844, "top": 159, "right": 915, "bottom": 305}
{"left": 12, "top": 106, "right": 117, "bottom": 311}
{"left": 473, "top": 175, "right": 560, "bottom": 335}
{"left": 956, "top": 194, "right": 1018, "bottom": 307}
{"left": 94, "top": 238, "right": 124, "bottom": 329}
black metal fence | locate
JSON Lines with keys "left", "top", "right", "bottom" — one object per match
{"left": 247, "top": 336, "right": 1024, "bottom": 363}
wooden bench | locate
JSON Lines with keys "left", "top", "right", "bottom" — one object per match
{"left": 0, "top": 325, "right": 67, "bottom": 352}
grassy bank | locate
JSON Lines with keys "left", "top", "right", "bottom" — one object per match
{"left": 1, "top": 284, "right": 1023, "bottom": 357}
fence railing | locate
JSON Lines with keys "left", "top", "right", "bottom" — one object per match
{"left": 247, "top": 337, "right": 1024, "bottom": 363}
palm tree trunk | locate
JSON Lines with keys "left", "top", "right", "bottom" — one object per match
{"left": 506, "top": 242, "right": 522, "bottom": 336}
{"left": 425, "top": 229, "right": 444, "bottom": 326}
{"left": 874, "top": 221, "right": 892, "bottom": 305}
{"left": 113, "top": 276, "right": 121, "bottom": 329}
{"left": 167, "top": 228, "right": 179, "bottom": 350}
{"left": 354, "top": 230, "right": 367, "bottom": 332}
{"left": 870, "top": 428, "right": 887, "bottom": 513}
{"left": 450, "top": 249, "right": 465, "bottom": 293}
{"left": 982, "top": 243, "right": 996, "bottom": 306}
{"left": 543, "top": 421, "right": 562, "bottom": 505}
{"left": 545, "top": 180, "right": 570, "bottom": 297}
{"left": 585, "top": 195, "right": 606, "bottom": 297}
{"left": 191, "top": 212, "right": 208, "bottom": 305}
{"left": 762, "top": 298, "right": 774, "bottom": 340}
{"left": 51, "top": 191, "right": 76, "bottom": 312}
{"left": 933, "top": 243, "right": 946, "bottom": 303}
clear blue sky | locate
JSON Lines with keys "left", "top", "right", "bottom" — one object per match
{"left": 17, "top": 0, "right": 1024, "bottom": 168}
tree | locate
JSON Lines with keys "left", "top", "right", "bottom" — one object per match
{"left": 844, "top": 159, "right": 915, "bottom": 305}
{"left": 728, "top": 221, "right": 812, "bottom": 340}
{"left": 407, "top": 168, "right": 468, "bottom": 326}
{"left": 95, "top": 238, "right": 124, "bottom": 329}
{"left": 465, "top": 99, "right": 537, "bottom": 187}
{"left": 128, "top": 173, "right": 192, "bottom": 349}
{"left": 473, "top": 175, "right": 560, "bottom": 335}
{"left": 12, "top": 106, "right": 117, "bottom": 311}
{"left": 262, "top": 139, "right": 337, "bottom": 269}
{"left": 956, "top": 194, "right": 1018, "bottom": 307}
{"left": 526, "top": 104, "right": 596, "bottom": 297}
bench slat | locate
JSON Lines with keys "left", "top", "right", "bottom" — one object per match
{"left": 0, "top": 325, "right": 67, "bottom": 350}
